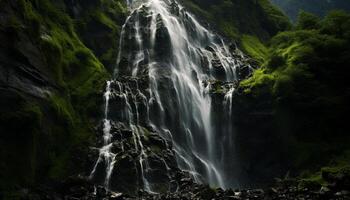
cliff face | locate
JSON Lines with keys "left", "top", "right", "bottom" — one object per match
{"left": 181, "top": 0, "right": 291, "bottom": 41}
{"left": 0, "top": 0, "right": 289, "bottom": 194}
{"left": 0, "top": 0, "right": 127, "bottom": 193}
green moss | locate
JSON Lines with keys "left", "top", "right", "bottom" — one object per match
{"left": 94, "top": 11, "right": 118, "bottom": 30}
{"left": 240, "top": 68, "right": 275, "bottom": 96}
{"left": 18, "top": 0, "right": 41, "bottom": 34}
{"left": 219, "top": 21, "right": 239, "bottom": 40}
{"left": 298, "top": 172, "right": 325, "bottom": 189}
{"left": 17, "top": 0, "right": 110, "bottom": 90}
{"left": 49, "top": 94, "right": 76, "bottom": 126}
{"left": 298, "top": 153, "right": 350, "bottom": 189}
{"left": 241, "top": 35, "right": 268, "bottom": 64}
{"left": 0, "top": 0, "right": 123, "bottom": 194}
{"left": 322, "top": 165, "right": 350, "bottom": 177}
{"left": 70, "top": 0, "right": 127, "bottom": 71}
{"left": 46, "top": 92, "right": 95, "bottom": 179}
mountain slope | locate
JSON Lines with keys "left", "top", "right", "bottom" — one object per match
{"left": 271, "top": 0, "right": 350, "bottom": 21}
{"left": 181, "top": 0, "right": 291, "bottom": 41}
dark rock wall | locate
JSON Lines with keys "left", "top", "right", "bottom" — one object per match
{"left": 0, "top": 0, "right": 127, "bottom": 195}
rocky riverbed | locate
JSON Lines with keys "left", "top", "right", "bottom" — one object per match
{"left": 10, "top": 171, "right": 350, "bottom": 200}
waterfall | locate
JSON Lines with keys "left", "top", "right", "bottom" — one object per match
{"left": 91, "top": 0, "right": 252, "bottom": 191}
{"left": 90, "top": 81, "right": 116, "bottom": 189}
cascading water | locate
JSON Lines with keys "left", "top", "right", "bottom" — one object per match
{"left": 91, "top": 0, "right": 254, "bottom": 192}
{"left": 90, "top": 81, "right": 116, "bottom": 189}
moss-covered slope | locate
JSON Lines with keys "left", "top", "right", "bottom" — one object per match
{"left": 0, "top": 0, "right": 126, "bottom": 196}
{"left": 181, "top": 0, "right": 291, "bottom": 41}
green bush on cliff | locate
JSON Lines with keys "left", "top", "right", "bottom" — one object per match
{"left": 237, "top": 10, "right": 350, "bottom": 177}
{"left": 295, "top": 11, "right": 320, "bottom": 30}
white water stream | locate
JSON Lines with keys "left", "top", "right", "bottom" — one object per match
{"left": 91, "top": 0, "right": 250, "bottom": 191}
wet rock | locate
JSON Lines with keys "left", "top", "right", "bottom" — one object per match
{"left": 147, "top": 133, "right": 167, "bottom": 149}
{"left": 154, "top": 15, "right": 172, "bottom": 60}
{"left": 120, "top": 129, "right": 132, "bottom": 139}
{"left": 109, "top": 154, "right": 139, "bottom": 194}
{"left": 110, "top": 192, "right": 125, "bottom": 200}
{"left": 96, "top": 185, "right": 108, "bottom": 197}
{"left": 237, "top": 65, "right": 252, "bottom": 80}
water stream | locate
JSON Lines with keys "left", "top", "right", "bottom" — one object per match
{"left": 91, "top": 0, "right": 252, "bottom": 191}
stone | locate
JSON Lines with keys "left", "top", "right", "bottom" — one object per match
{"left": 110, "top": 192, "right": 125, "bottom": 200}
{"left": 96, "top": 186, "right": 107, "bottom": 197}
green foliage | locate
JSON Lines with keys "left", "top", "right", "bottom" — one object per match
{"left": 219, "top": 21, "right": 240, "bottom": 40}
{"left": 320, "top": 10, "right": 350, "bottom": 38}
{"left": 271, "top": 0, "right": 350, "bottom": 22}
{"left": 49, "top": 94, "right": 76, "bottom": 126}
{"left": 298, "top": 172, "right": 325, "bottom": 189}
{"left": 241, "top": 35, "right": 268, "bottom": 64}
{"left": 240, "top": 68, "right": 275, "bottom": 97}
{"left": 238, "top": 10, "right": 350, "bottom": 175}
{"left": 298, "top": 151, "right": 350, "bottom": 189}
{"left": 296, "top": 11, "right": 320, "bottom": 30}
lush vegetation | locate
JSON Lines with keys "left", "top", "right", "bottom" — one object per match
{"left": 271, "top": 0, "right": 350, "bottom": 21}
{"left": 1, "top": 0, "right": 349, "bottom": 198}
{"left": 237, "top": 10, "right": 350, "bottom": 184}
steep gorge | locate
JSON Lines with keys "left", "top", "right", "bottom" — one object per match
{"left": 1, "top": 0, "right": 350, "bottom": 199}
